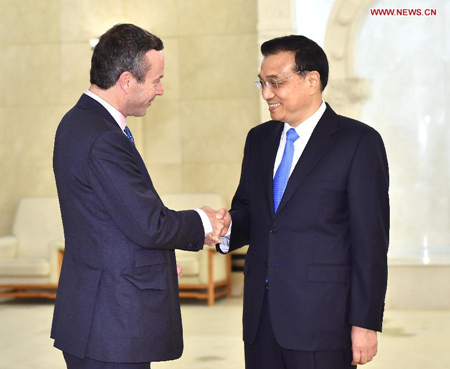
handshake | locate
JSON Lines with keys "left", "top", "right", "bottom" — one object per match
{"left": 200, "top": 206, "right": 231, "bottom": 246}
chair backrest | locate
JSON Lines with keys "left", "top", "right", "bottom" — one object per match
{"left": 12, "top": 197, "right": 64, "bottom": 258}
{"left": 160, "top": 193, "right": 226, "bottom": 212}
{"left": 12, "top": 194, "right": 225, "bottom": 258}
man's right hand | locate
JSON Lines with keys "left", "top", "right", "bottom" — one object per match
{"left": 201, "top": 206, "right": 225, "bottom": 243}
{"left": 215, "top": 208, "right": 231, "bottom": 237}
{"left": 200, "top": 206, "right": 231, "bottom": 245}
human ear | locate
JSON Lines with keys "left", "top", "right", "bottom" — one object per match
{"left": 118, "top": 71, "right": 133, "bottom": 92}
{"left": 308, "top": 71, "right": 321, "bottom": 94}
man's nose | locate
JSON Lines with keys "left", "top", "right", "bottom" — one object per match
{"left": 261, "top": 84, "right": 274, "bottom": 100}
{"left": 156, "top": 82, "right": 164, "bottom": 96}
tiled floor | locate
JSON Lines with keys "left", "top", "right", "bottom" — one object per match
{"left": 1, "top": 296, "right": 450, "bottom": 369}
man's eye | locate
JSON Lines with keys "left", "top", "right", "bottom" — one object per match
{"left": 268, "top": 79, "right": 279, "bottom": 88}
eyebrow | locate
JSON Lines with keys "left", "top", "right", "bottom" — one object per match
{"left": 257, "top": 73, "right": 280, "bottom": 80}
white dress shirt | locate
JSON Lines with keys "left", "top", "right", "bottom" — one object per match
{"left": 273, "top": 101, "right": 326, "bottom": 178}
{"left": 219, "top": 100, "right": 327, "bottom": 252}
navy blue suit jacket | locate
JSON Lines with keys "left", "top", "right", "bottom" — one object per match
{"left": 51, "top": 94, "right": 204, "bottom": 363}
{"left": 228, "top": 104, "right": 389, "bottom": 351}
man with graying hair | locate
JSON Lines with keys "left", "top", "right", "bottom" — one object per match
{"left": 215, "top": 35, "right": 389, "bottom": 369}
{"left": 51, "top": 23, "right": 228, "bottom": 369}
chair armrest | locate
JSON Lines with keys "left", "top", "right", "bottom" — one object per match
{"left": 0, "top": 235, "right": 18, "bottom": 258}
{"left": 48, "top": 239, "right": 65, "bottom": 284}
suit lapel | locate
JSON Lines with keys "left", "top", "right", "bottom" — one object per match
{"left": 274, "top": 105, "right": 339, "bottom": 217}
{"left": 260, "top": 123, "right": 284, "bottom": 218}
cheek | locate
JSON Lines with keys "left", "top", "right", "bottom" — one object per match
{"left": 146, "top": 86, "right": 156, "bottom": 97}
{"left": 287, "top": 91, "right": 306, "bottom": 108}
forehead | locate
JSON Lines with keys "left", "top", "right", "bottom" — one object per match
{"left": 260, "top": 51, "right": 296, "bottom": 78}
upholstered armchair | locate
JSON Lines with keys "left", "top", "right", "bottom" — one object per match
{"left": 0, "top": 197, "right": 64, "bottom": 298}
{"left": 0, "top": 194, "right": 231, "bottom": 304}
{"left": 161, "top": 193, "right": 232, "bottom": 306}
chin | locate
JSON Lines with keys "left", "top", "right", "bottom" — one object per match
{"left": 138, "top": 108, "right": 149, "bottom": 116}
{"left": 270, "top": 112, "right": 280, "bottom": 121}
{"left": 131, "top": 111, "right": 146, "bottom": 118}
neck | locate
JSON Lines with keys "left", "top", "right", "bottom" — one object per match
{"left": 289, "top": 96, "right": 322, "bottom": 127}
{"left": 89, "top": 85, "right": 128, "bottom": 117}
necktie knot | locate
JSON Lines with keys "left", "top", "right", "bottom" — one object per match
{"left": 286, "top": 128, "right": 299, "bottom": 142}
{"left": 124, "top": 126, "right": 135, "bottom": 146}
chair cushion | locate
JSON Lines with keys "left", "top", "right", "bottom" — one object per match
{"left": 175, "top": 253, "right": 199, "bottom": 276}
{"left": 0, "top": 236, "right": 18, "bottom": 258}
{"left": 0, "top": 258, "right": 50, "bottom": 277}
{"left": 12, "top": 197, "right": 64, "bottom": 258}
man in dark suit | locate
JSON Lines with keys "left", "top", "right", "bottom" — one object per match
{"left": 52, "top": 24, "right": 226, "bottom": 369}
{"left": 216, "top": 35, "right": 389, "bottom": 369}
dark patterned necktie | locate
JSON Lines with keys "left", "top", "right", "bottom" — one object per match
{"left": 124, "top": 126, "right": 135, "bottom": 146}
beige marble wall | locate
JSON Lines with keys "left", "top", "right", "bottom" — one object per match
{"left": 0, "top": 0, "right": 259, "bottom": 236}
{"left": 0, "top": 0, "right": 62, "bottom": 235}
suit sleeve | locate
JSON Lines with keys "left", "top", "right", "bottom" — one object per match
{"left": 227, "top": 130, "right": 252, "bottom": 252}
{"left": 87, "top": 130, "right": 204, "bottom": 251}
{"left": 347, "top": 128, "right": 389, "bottom": 332}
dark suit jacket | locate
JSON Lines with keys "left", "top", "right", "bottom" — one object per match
{"left": 227, "top": 104, "right": 389, "bottom": 351}
{"left": 51, "top": 94, "right": 204, "bottom": 363}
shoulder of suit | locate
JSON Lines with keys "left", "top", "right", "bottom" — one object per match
{"left": 56, "top": 105, "right": 128, "bottom": 156}
{"left": 248, "top": 120, "right": 281, "bottom": 136}
{"left": 334, "top": 112, "right": 381, "bottom": 138}
{"left": 59, "top": 104, "right": 117, "bottom": 136}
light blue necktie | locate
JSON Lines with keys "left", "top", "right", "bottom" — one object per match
{"left": 124, "top": 126, "right": 135, "bottom": 146}
{"left": 273, "top": 128, "right": 299, "bottom": 213}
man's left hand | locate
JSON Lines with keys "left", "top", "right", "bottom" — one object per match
{"left": 351, "top": 326, "right": 378, "bottom": 365}
{"left": 176, "top": 264, "right": 183, "bottom": 278}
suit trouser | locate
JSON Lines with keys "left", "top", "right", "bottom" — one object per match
{"left": 63, "top": 352, "right": 150, "bottom": 369}
{"left": 245, "top": 289, "right": 356, "bottom": 369}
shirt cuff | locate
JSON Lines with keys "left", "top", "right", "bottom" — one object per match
{"left": 218, "top": 236, "right": 230, "bottom": 253}
{"left": 194, "top": 209, "right": 212, "bottom": 236}
{"left": 218, "top": 220, "right": 232, "bottom": 253}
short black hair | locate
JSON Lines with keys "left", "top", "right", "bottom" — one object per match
{"left": 90, "top": 24, "right": 164, "bottom": 89}
{"left": 261, "top": 35, "right": 329, "bottom": 91}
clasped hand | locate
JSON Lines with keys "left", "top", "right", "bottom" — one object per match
{"left": 200, "top": 206, "right": 231, "bottom": 246}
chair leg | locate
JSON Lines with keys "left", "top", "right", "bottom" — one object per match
{"left": 226, "top": 253, "right": 232, "bottom": 297}
{"left": 207, "top": 249, "right": 215, "bottom": 306}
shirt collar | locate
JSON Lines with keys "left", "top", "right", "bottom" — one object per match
{"left": 282, "top": 100, "right": 326, "bottom": 142}
{"left": 85, "top": 89, "right": 127, "bottom": 131}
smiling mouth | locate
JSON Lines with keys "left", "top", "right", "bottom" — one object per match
{"left": 268, "top": 103, "right": 280, "bottom": 111}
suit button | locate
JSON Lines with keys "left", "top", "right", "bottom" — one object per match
{"left": 264, "top": 262, "right": 268, "bottom": 268}
{"left": 270, "top": 227, "right": 278, "bottom": 234}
